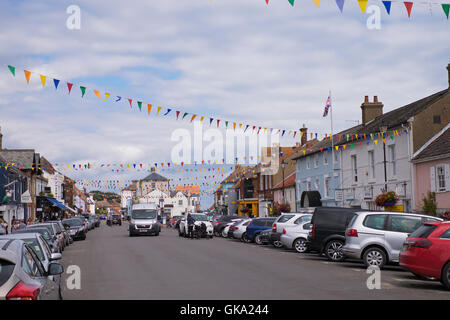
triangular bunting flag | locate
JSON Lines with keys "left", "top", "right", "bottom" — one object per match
{"left": 53, "top": 79, "right": 60, "bottom": 90}
{"left": 137, "top": 101, "right": 142, "bottom": 111}
{"left": 93, "top": 89, "right": 101, "bottom": 98}
{"left": 163, "top": 109, "right": 171, "bottom": 116}
{"left": 382, "top": 1, "right": 391, "bottom": 14}
{"left": 8, "top": 65, "right": 15, "bottom": 76}
{"left": 336, "top": 0, "right": 345, "bottom": 12}
{"left": 67, "top": 82, "right": 73, "bottom": 94}
{"left": 80, "top": 86, "right": 86, "bottom": 97}
{"left": 176, "top": 111, "right": 181, "bottom": 120}
{"left": 24, "top": 70, "right": 31, "bottom": 84}
{"left": 288, "top": 0, "right": 295, "bottom": 6}
{"left": 128, "top": 98, "right": 132, "bottom": 108}
{"left": 313, "top": 0, "right": 320, "bottom": 7}
{"left": 104, "top": 93, "right": 110, "bottom": 101}
{"left": 358, "top": 0, "right": 368, "bottom": 14}
{"left": 190, "top": 115, "right": 197, "bottom": 122}
{"left": 157, "top": 106, "right": 162, "bottom": 115}
{"left": 40, "top": 75, "right": 46, "bottom": 87}
{"left": 442, "top": 4, "right": 450, "bottom": 18}
{"left": 147, "top": 104, "right": 152, "bottom": 115}
{"left": 182, "top": 112, "right": 188, "bottom": 119}
{"left": 404, "top": 1, "right": 413, "bottom": 18}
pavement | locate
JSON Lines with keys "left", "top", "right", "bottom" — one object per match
{"left": 60, "top": 222, "right": 450, "bottom": 300}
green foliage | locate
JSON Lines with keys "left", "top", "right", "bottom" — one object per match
{"left": 422, "top": 192, "right": 438, "bottom": 217}
{"left": 89, "top": 190, "right": 120, "bottom": 202}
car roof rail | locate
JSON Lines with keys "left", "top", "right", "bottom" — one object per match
{"left": 1, "top": 239, "right": 15, "bottom": 251}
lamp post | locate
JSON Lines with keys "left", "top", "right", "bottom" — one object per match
{"left": 380, "top": 124, "right": 388, "bottom": 192}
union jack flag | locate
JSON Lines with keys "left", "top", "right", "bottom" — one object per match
{"left": 323, "top": 95, "right": 331, "bottom": 117}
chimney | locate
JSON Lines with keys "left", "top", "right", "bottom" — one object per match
{"left": 361, "top": 96, "right": 383, "bottom": 125}
{"left": 300, "top": 124, "right": 308, "bottom": 145}
{"left": 447, "top": 63, "right": 450, "bottom": 88}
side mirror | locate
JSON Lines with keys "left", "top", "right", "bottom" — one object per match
{"left": 50, "top": 253, "right": 62, "bottom": 261}
{"left": 48, "top": 263, "right": 64, "bottom": 276}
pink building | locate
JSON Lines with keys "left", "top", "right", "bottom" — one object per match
{"left": 412, "top": 124, "right": 450, "bottom": 215}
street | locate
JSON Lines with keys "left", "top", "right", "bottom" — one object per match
{"left": 60, "top": 222, "right": 450, "bottom": 300}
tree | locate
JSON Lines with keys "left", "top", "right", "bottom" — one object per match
{"left": 422, "top": 192, "right": 437, "bottom": 216}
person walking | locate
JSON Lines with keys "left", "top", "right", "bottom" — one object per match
{"left": 0, "top": 218, "right": 7, "bottom": 235}
{"left": 187, "top": 213, "right": 195, "bottom": 239}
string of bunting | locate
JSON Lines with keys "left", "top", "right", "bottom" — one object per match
{"left": 265, "top": 0, "right": 450, "bottom": 18}
{"left": 6, "top": 65, "right": 409, "bottom": 141}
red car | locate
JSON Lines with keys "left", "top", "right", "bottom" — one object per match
{"left": 400, "top": 221, "right": 450, "bottom": 290}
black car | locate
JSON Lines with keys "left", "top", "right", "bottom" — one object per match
{"left": 62, "top": 218, "right": 86, "bottom": 241}
{"left": 213, "top": 215, "right": 243, "bottom": 237}
{"left": 307, "top": 207, "right": 361, "bottom": 262}
{"left": 257, "top": 229, "right": 272, "bottom": 245}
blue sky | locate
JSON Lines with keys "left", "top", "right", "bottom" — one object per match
{"left": 0, "top": 0, "right": 448, "bottom": 208}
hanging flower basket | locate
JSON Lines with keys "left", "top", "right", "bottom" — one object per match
{"left": 375, "top": 191, "right": 399, "bottom": 207}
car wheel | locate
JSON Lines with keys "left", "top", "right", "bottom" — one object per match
{"left": 325, "top": 240, "right": 345, "bottom": 262}
{"left": 242, "top": 233, "right": 252, "bottom": 243}
{"left": 222, "top": 230, "right": 228, "bottom": 238}
{"left": 293, "top": 238, "right": 308, "bottom": 253}
{"left": 255, "top": 234, "right": 263, "bottom": 245}
{"left": 442, "top": 262, "right": 450, "bottom": 290}
{"left": 363, "top": 247, "right": 387, "bottom": 268}
{"left": 273, "top": 240, "right": 283, "bottom": 249}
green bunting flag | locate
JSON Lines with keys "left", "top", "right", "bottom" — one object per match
{"left": 8, "top": 65, "right": 15, "bottom": 76}
{"left": 288, "top": 0, "right": 295, "bottom": 6}
{"left": 443, "top": 4, "right": 450, "bottom": 18}
{"left": 80, "top": 86, "right": 86, "bottom": 97}
{"left": 137, "top": 101, "right": 142, "bottom": 111}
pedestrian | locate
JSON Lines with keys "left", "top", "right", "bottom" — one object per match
{"left": 18, "top": 219, "right": 26, "bottom": 229}
{"left": 0, "top": 218, "right": 7, "bottom": 235}
{"left": 187, "top": 213, "right": 195, "bottom": 239}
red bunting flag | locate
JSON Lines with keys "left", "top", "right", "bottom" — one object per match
{"left": 67, "top": 82, "right": 73, "bottom": 94}
{"left": 128, "top": 99, "right": 132, "bottom": 108}
{"left": 404, "top": 1, "right": 413, "bottom": 17}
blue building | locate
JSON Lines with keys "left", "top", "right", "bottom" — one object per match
{"left": 0, "top": 155, "right": 29, "bottom": 226}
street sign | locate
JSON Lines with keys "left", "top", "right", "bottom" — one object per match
{"left": 21, "top": 191, "right": 32, "bottom": 204}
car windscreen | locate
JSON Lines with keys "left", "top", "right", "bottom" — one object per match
{"left": 0, "top": 259, "right": 15, "bottom": 287}
{"left": 29, "top": 224, "right": 55, "bottom": 235}
{"left": 21, "top": 228, "right": 51, "bottom": 241}
{"left": 132, "top": 209, "right": 157, "bottom": 219}
{"left": 23, "top": 238, "right": 45, "bottom": 261}
{"left": 277, "top": 215, "right": 295, "bottom": 223}
{"left": 191, "top": 214, "right": 209, "bottom": 221}
{"left": 63, "top": 219, "right": 82, "bottom": 227}
{"left": 409, "top": 224, "right": 437, "bottom": 239}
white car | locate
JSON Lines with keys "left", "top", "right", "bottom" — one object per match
{"left": 222, "top": 219, "right": 245, "bottom": 238}
{"left": 179, "top": 213, "right": 214, "bottom": 238}
{"left": 231, "top": 219, "right": 252, "bottom": 241}
{"left": 280, "top": 221, "right": 313, "bottom": 253}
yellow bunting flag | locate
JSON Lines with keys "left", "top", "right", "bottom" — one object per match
{"left": 93, "top": 90, "right": 101, "bottom": 98}
{"left": 40, "top": 75, "right": 46, "bottom": 87}
{"left": 200, "top": 116, "right": 205, "bottom": 122}
{"left": 157, "top": 106, "right": 162, "bottom": 116}
{"left": 358, "top": 0, "right": 368, "bottom": 14}
{"left": 24, "top": 70, "right": 31, "bottom": 84}
{"left": 313, "top": 0, "right": 320, "bottom": 7}
{"left": 104, "top": 93, "right": 110, "bottom": 101}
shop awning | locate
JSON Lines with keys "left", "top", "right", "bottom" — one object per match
{"left": 45, "top": 197, "right": 69, "bottom": 211}
{"left": 66, "top": 207, "right": 77, "bottom": 214}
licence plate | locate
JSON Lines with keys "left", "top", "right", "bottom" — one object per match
{"left": 139, "top": 229, "right": 148, "bottom": 232}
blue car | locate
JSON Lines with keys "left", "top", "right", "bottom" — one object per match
{"left": 244, "top": 217, "right": 276, "bottom": 244}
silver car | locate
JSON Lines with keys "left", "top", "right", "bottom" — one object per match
{"left": 280, "top": 222, "right": 313, "bottom": 253}
{"left": 0, "top": 239, "right": 64, "bottom": 300}
{"left": 232, "top": 219, "right": 252, "bottom": 241}
{"left": 343, "top": 211, "right": 442, "bottom": 268}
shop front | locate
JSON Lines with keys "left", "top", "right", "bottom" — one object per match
{"left": 36, "top": 196, "right": 70, "bottom": 220}
{"left": 238, "top": 200, "right": 259, "bottom": 217}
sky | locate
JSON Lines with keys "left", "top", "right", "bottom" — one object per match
{"left": 0, "top": 0, "right": 448, "bottom": 208}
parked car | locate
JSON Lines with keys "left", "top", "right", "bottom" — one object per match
{"left": 0, "top": 238, "right": 64, "bottom": 300}
{"left": 26, "top": 223, "right": 63, "bottom": 254}
{"left": 307, "top": 207, "right": 361, "bottom": 262}
{"left": 227, "top": 219, "right": 250, "bottom": 238}
{"left": 92, "top": 215, "right": 100, "bottom": 228}
{"left": 88, "top": 215, "right": 98, "bottom": 228}
{"left": 0, "top": 233, "right": 62, "bottom": 292}
{"left": 44, "top": 222, "right": 66, "bottom": 251}
{"left": 270, "top": 213, "right": 312, "bottom": 248}
{"left": 280, "top": 222, "right": 313, "bottom": 253}
{"left": 400, "top": 221, "right": 450, "bottom": 290}
{"left": 231, "top": 219, "right": 252, "bottom": 241}
{"left": 73, "top": 216, "right": 88, "bottom": 233}
{"left": 343, "top": 212, "right": 442, "bottom": 268}
{"left": 257, "top": 229, "right": 272, "bottom": 245}
{"left": 222, "top": 219, "right": 244, "bottom": 238}
{"left": 214, "top": 215, "right": 243, "bottom": 237}
{"left": 13, "top": 227, "right": 59, "bottom": 253}
{"left": 243, "top": 217, "right": 276, "bottom": 243}
{"left": 179, "top": 213, "right": 214, "bottom": 238}
{"left": 62, "top": 218, "right": 87, "bottom": 241}
{"left": 129, "top": 203, "right": 161, "bottom": 236}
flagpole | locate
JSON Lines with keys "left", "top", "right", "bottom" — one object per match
{"left": 330, "top": 90, "right": 335, "bottom": 167}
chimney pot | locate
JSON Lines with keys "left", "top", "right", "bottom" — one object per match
{"left": 374, "top": 96, "right": 378, "bottom": 103}
{"left": 361, "top": 96, "right": 383, "bottom": 125}
{"left": 364, "top": 96, "right": 369, "bottom": 103}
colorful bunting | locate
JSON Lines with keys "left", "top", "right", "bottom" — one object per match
{"left": 382, "top": 1, "right": 392, "bottom": 14}
{"left": 336, "top": 0, "right": 345, "bottom": 12}
{"left": 358, "top": 0, "right": 368, "bottom": 14}
{"left": 24, "top": 70, "right": 31, "bottom": 84}
{"left": 53, "top": 79, "right": 60, "bottom": 90}
{"left": 67, "top": 82, "right": 73, "bottom": 94}
{"left": 442, "top": 3, "right": 450, "bottom": 18}
{"left": 80, "top": 86, "right": 86, "bottom": 98}
{"left": 404, "top": 1, "right": 413, "bottom": 18}
{"left": 40, "top": 75, "right": 46, "bottom": 88}
{"left": 8, "top": 65, "right": 15, "bottom": 76}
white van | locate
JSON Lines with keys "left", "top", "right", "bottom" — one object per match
{"left": 129, "top": 203, "right": 161, "bottom": 237}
